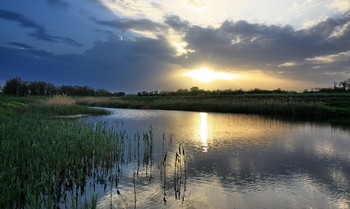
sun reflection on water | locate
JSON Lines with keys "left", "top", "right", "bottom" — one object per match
{"left": 199, "top": 112, "right": 208, "bottom": 152}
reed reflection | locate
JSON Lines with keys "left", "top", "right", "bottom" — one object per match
{"left": 199, "top": 112, "right": 208, "bottom": 152}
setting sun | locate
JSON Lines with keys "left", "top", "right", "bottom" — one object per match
{"left": 183, "top": 68, "right": 239, "bottom": 83}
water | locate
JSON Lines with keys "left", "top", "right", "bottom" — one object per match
{"left": 83, "top": 108, "right": 350, "bottom": 209}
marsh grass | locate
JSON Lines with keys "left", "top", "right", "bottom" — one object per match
{"left": 0, "top": 114, "right": 154, "bottom": 208}
{"left": 22, "top": 95, "right": 110, "bottom": 116}
{"left": 76, "top": 97, "right": 126, "bottom": 107}
{"left": 23, "top": 103, "right": 110, "bottom": 116}
{"left": 158, "top": 135, "right": 189, "bottom": 204}
{"left": 0, "top": 95, "right": 27, "bottom": 119}
{"left": 0, "top": 95, "right": 110, "bottom": 119}
{"left": 149, "top": 98, "right": 330, "bottom": 117}
{"left": 46, "top": 94, "right": 76, "bottom": 106}
{"left": 1, "top": 95, "right": 194, "bottom": 208}
{"left": 76, "top": 96, "right": 334, "bottom": 118}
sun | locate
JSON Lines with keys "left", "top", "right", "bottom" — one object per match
{"left": 183, "top": 67, "right": 239, "bottom": 83}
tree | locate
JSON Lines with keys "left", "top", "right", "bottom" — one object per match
{"left": 176, "top": 88, "right": 189, "bottom": 95}
{"left": 28, "top": 81, "right": 52, "bottom": 95}
{"left": 113, "top": 91, "right": 125, "bottom": 96}
{"left": 96, "top": 89, "right": 112, "bottom": 96}
{"left": 190, "top": 86, "right": 199, "bottom": 92}
{"left": 3, "top": 77, "right": 28, "bottom": 96}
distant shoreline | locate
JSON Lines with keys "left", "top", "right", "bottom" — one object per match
{"left": 75, "top": 92, "right": 350, "bottom": 119}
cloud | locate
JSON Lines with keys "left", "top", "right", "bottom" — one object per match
{"left": 329, "top": 0, "right": 350, "bottom": 13}
{"left": 0, "top": 35, "right": 179, "bottom": 91}
{"left": 9, "top": 42, "right": 35, "bottom": 49}
{"left": 164, "top": 15, "right": 189, "bottom": 31}
{"left": 0, "top": 9, "right": 41, "bottom": 28}
{"left": 29, "top": 28, "right": 84, "bottom": 47}
{"left": 2, "top": 3, "right": 350, "bottom": 91}
{"left": 178, "top": 13, "right": 350, "bottom": 70}
{"left": 91, "top": 16, "right": 167, "bottom": 33}
{"left": 45, "top": 0, "right": 70, "bottom": 9}
{"left": 0, "top": 9, "right": 83, "bottom": 47}
{"left": 186, "top": 0, "right": 205, "bottom": 8}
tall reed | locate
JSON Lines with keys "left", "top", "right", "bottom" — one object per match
{"left": 76, "top": 96, "right": 334, "bottom": 118}
{"left": 0, "top": 114, "right": 152, "bottom": 208}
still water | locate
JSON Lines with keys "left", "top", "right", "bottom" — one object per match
{"left": 83, "top": 108, "right": 350, "bottom": 209}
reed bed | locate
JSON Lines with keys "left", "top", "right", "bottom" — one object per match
{"left": 76, "top": 97, "right": 126, "bottom": 107}
{"left": 46, "top": 95, "right": 76, "bottom": 106}
{"left": 0, "top": 114, "right": 153, "bottom": 208}
{"left": 23, "top": 103, "right": 110, "bottom": 116}
{"left": 0, "top": 95, "right": 194, "bottom": 208}
{"left": 23, "top": 95, "right": 110, "bottom": 116}
{"left": 0, "top": 96, "right": 27, "bottom": 119}
{"left": 154, "top": 98, "right": 330, "bottom": 118}
{"left": 76, "top": 96, "right": 333, "bottom": 118}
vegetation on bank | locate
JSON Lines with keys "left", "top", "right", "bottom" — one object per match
{"left": 76, "top": 93, "right": 350, "bottom": 119}
{"left": 0, "top": 94, "right": 109, "bottom": 120}
{"left": 1, "top": 76, "right": 350, "bottom": 118}
{"left": 0, "top": 114, "right": 155, "bottom": 208}
{"left": 0, "top": 95, "right": 155, "bottom": 208}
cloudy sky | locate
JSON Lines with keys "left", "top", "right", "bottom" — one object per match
{"left": 1, "top": 0, "right": 350, "bottom": 92}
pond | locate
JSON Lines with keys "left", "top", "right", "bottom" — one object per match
{"left": 82, "top": 108, "right": 350, "bottom": 209}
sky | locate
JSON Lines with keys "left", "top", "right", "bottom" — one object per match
{"left": 1, "top": 0, "right": 350, "bottom": 92}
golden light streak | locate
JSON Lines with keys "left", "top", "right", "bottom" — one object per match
{"left": 199, "top": 112, "right": 208, "bottom": 152}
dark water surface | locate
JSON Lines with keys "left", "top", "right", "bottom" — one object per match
{"left": 83, "top": 108, "right": 350, "bottom": 209}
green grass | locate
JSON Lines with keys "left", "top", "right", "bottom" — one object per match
{"left": 0, "top": 115, "right": 120, "bottom": 208}
{"left": 76, "top": 93, "right": 350, "bottom": 119}
{"left": 0, "top": 95, "right": 110, "bottom": 120}
{"left": 0, "top": 95, "right": 156, "bottom": 208}
{"left": 22, "top": 103, "right": 110, "bottom": 116}
{"left": 0, "top": 95, "right": 27, "bottom": 119}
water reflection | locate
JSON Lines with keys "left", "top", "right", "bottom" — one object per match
{"left": 83, "top": 108, "right": 350, "bottom": 209}
{"left": 199, "top": 112, "right": 208, "bottom": 152}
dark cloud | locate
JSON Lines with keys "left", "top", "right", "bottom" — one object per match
{"left": 0, "top": 35, "right": 178, "bottom": 92}
{"left": 92, "top": 16, "right": 167, "bottom": 33}
{"left": 0, "top": 9, "right": 41, "bottom": 28}
{"left": 83, "top": 35, "right": 176, "bottom": 67}
{"left": 95, "top": 29, "right": 124, "bottom": 40}
{"left": 29, "top": 28, "right": 84, "bottom": 47}
{"left": 164, "top": 15, "right": 189, "bottom": 31}
{"left": 0, "top": 9, "right": 83, "bottom": 47}
{"left": 9, "top": 42, "right": 35, "bottom": 49}
{"left": 45, "top": 0, "right": 70, "bottom": 9}
{"left": 178, "top": 13, "right": 350, "bottom": 81}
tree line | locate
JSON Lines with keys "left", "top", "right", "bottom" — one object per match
{"left": 137, "top": 86, "right": 293, "bottom": 96}
{"left": 304, "top": 79, "right": 350, "bottom": 93}
{"left": 138, "top": 79, "right": 350, "bottom": 97}
{"left": 2, "top": 77, "right": 349, "bottom": 97}
{"left": 0, "top": 77, "right": 125, "bottom": 97}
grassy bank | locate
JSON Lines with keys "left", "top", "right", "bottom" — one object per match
{"left": 0, "top": 113, "right": 155, "bottom": 208}
{"left": 76, "top": 93, "right": 350, "bottom": 119}
{"left": 0, "top": 95, "right": 109, "bottom": 120}
{"left": 0, "top": 95, "right": 126, "bottom": 208}
{"left": 0, "top": 95, "right": 106, "bottom": 208}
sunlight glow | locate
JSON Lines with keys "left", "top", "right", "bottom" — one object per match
{"left": 183, "top": 68, "right": 239, "bottom": 83}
